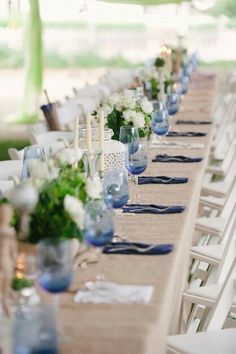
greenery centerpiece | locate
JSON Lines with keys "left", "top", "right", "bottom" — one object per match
{"left": 97, "top": 89, "right": 153, "bottom": 140}
{"left": 7, "top": 147, "right": 102, "bottom": 245}
{"left": 142, "top": 58, "right": 174, "bottom": 100}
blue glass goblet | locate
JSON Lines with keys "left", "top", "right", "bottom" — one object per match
{"left": 84, "top": 200, "right": 114, "bottom": 248}
{"left": 13, "top": 303, "right": 58, "bottom": 354}
{"left": 103, "top": 169, "right": 129, "bottom": 209}
{"left": 181, "top": 76, "right": 190, "bottom": 95}
{"left": 166, "top": 93, "right": 179, "bottom": 116}
{"left": 151, "top": 101, "right": 170, "bottom": 153}
{"left": 37, "top": 240, "right": 73, "bottom": 294}
{"left": 21, "top": 146, "right": 45, "bottom": 180}
{"left": 103, "top": 169, "right": 129, "bottom": 241}
{"left": 125, "top": 141, "right": 148, "bottom": 203}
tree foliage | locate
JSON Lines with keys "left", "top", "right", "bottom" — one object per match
{"left": 210, "top": 0, "right": 236, "bottom": 18}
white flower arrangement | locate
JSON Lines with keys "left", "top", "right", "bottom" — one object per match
{"left": 64, "top": 195, "right": 85, "bottom": 229}
{"left": 98, "top": 89, "right": 153, "bottom": 140}
{"left": 56, "top": 147, "right": 83, "bottom": 166}
{"left": 86, "top": 177, "right": 103, "bottom": 200}
{"left": 141, "top": 66, "right": 159, "bottom": 82}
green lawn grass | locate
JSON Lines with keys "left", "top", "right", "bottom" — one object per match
{"left": 0, "top": 139, "right": 29, "bottom": 161}
{"left": 200, "top": 60, "right": 236, "bottom": 71}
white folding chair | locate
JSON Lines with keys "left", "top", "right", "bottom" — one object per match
{"left": 0, "top": 180, "right": 15, "bottom": 197}
{"left": 8, "top": 141, "right": 67, "bottom": 160}
{"left": 167, "top": 258, "right": 236, "bottom": 353}
{"left": 184, "top": 210, "right": 236, "bottom": 331}
{"left": 29, "top": 131, "right": 73, "bottom": 145}
{"left": 201, "top": 151, "right": 236, "bottom": 198}
{"left": 0, "top": 160, "right": 22, "bottom": 181}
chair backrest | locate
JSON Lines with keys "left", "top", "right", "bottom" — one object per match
{"left": 27, "top": 122, "right": 48, "bottom": 136}
{"left": 8, "top": 141, "right": 67, "bottom": 160}
{"left": 204, "top": 255, "right": 236, "bottom": 331}
{"left": 0, "top": 160, "right": 22, "bottom": 180}
{"left": 219, "top": 138, "right": 236, "bottom": 176}
{"left": 29, "top": 131, "right": 73, "bottom": 145}
{"left": 0, "top": 180, "right": 14, "bottom": 197}
{"left": 224, "top": 150, "right": 236, "bottom": 184}
{"left": 220, "top": 179, "right": 236, "bottom": 218}
{"left": 216, "top": 204, "right": 236, "bottom": 284}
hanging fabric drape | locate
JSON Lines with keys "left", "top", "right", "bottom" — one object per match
{"left": 10, "top": 0, "right": 42, "bottom": 124}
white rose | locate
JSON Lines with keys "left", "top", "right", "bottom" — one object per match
{"left": 29, "top": 160, "right": 58, "bottom": 181}
{"left": 123, "top": 109, "right": 134, "bottom": 122}
{"left": 122, "top": 96, "right": 136, "bottom": 110}
{"left": 141, "top": 98, "right": 153, "bottom": 114}
{"left": 132, "top": 112, "right": 145, "bottom": 128}
{"left": 86, "top": 178, "right": 102, "bottom": 200}
{"left": 123, "top": 89, "right": 134, "bottom": 100}
{"left": 109, "top": 93, "right": 120, "bottom": 105}
{"left": 56, "top": 148, "right": 83, "bottom": 166}
{"left": 64, "top": 195, "right": 85, "bottom": 229}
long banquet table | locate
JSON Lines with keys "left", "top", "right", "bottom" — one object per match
{"left": 60, "top": 71, "right": 219, "bottom": 354}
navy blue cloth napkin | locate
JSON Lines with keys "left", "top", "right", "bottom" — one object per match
{"left": 103, "top": 242, "right": 174, "bottom": 255}
{"left": 176, "top": 120, "right": 212, "bottom": 125}
{"left": 152, "top": 154, "right": 202, "bottom": 163}
{"left": 167, "top": 131, "right": 206, "bottom": 137}
{"left": 138, "top": 176, "right": 188, "bottom": 184}
{"left": 122, "top": 204, "right": 185, "bottom": 214}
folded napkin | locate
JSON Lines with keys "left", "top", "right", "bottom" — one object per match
{"left": 74, "top": 280, "right": 154, "bottom": 304}
{"left": 167, "top": 131, "right": 207, "bottom": 137}
{"left": 152, "top": 154, "right": 202, "bottom": 163}
{"left": 122, "top": 203, "right": 185, "bottom": 214}
{"left": 138, "top": 176, "right": 188, "bottom": 184}
{"left": 103, "top": 241, "right": 174, "bottom": 255}
{"left": 176, "top": 120, "right": 212, "bottom": 125}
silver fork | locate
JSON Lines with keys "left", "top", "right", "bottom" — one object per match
{"left": 106, "top": 244, "right": 159, "bottom": 253}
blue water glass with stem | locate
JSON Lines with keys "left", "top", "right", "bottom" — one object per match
{"left": 37, "top": 240, "right": 73, "bottom": 294}
{"left": 84, "top": 199, "right": 114, "bottom": 247}
{"left": 181, "top": 75, "right": 190, "bottom": 95}
{"left": 103, "top": 169, "right": 129, "bottom": 209}
{"left": 125, "top": 141, "right": 148, "bottom": 203}
{"left": 166, "top": 93, "right": 179, "bottom": 116}
{"left": 119, "top": 126, "right": 139, "bottom": 145}
{"left": 12, "top": 303, "right": 58, "bottom": 354}
{"left": 21, "top": 146, "right": 46, "bottom": 180}
{"left": 151, "top": 101, "right": 170, "bottom": 155}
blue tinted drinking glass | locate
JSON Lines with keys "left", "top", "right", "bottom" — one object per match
{"left": 21, "top": 146, "right": 45, "bottom": 180}
{"left": 125, "top": 141, "right": 148, "bottom": 202}
{"left": 37, "top": 240, "right": 73, "bottom": 294}
{"left": 151, "top": 101, "right": 170, "bottom": 154}
{"left": 166, "top": 93, "right": 179, "bottom": 116}
{"left": 103, "top": 170, "right": 129, "bottom": 209}
{"left": 12, "top": 303, "right": 58, "bottom": 354}
{"left": 119, "top": 126, "right": 139, "bottom": 145}
{"left": 84, "top": 200, "right": 114, "bottom": 247}
{"left": 181, "top": 76, "right": 190, "bottom": 95}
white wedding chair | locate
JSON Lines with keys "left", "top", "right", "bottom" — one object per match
{"left": 29, "top": 131, "right": 73, "bottom": 145}
{"left": 190, "top": 202, "right": 236, "bottom": 284}
{"left": 201, "top": 150, "right": 236, "bottom": 198}
{"left": 27, "top": 122, "right": 49, "bottom": 136}
{"left": 167, "top": 257, "right": 236, "bottom": 354}
{"left": 167, "top": 328, "right": 236, "bottom": 354}
{"left": 206, "top": 137, "right": 236, "bottom": 178}
{"left": 8, "top": 141, "right": 67, "bottom": 160}
{"left": 184, "top": 208, "right": 236, "bottom": 329}
{"left": 0, "top": 160, "right": 22, "bottom": 181}
{"left": 195, "top": 180, "right": 236, "bottom": 240}
{"left": 0, "top": 180, "right": 15, "bottom": 197}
